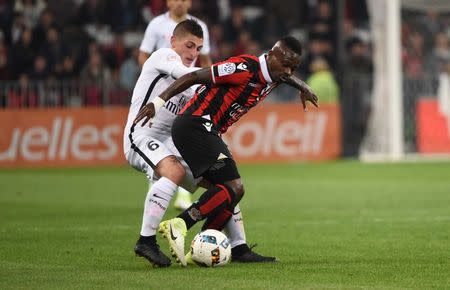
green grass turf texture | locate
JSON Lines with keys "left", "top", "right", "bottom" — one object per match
{"left": 0, "top": 161, "right": 449, "bottom": 289}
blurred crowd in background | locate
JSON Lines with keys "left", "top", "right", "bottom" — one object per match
{"left": 0, "top": 0, "right": 450, "bottom": 155}
{"left": 0, "top": 0, "right": 371, "bottom": 105}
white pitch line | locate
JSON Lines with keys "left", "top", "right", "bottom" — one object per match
{"left": 249, "top": 216, "right": 450, "bottom": 226}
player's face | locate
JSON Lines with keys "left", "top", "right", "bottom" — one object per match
{"left": 267, "top": 42, "right": 301, "bottom": 82}
{"left": 167, "top": 0, "right": 191, "bottom": 17}
{"left": 171, "top": 33, "right": 203, "bottom": 66}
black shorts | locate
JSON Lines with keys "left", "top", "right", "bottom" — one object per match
{"left": 172, "top": 115, "right": 240, "bottom": 184}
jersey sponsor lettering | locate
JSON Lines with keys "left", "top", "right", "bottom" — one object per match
{"left": 229, "top": 103, "right": 248, "bottom": 121}
{"left": 164, "top": 95, "right": 188, "bottom": 115}
{"left": 164, "top": 100, "right": 179, "bottom": 115}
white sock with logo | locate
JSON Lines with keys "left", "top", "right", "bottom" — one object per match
{"left": 224, "top": 204, "right": 247, "bottom": 248}
{"left": 140, "top": 177, "right": 178, "bottom": 236}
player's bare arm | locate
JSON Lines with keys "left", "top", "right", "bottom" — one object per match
{"left": 160, "top": 67, "right": 211, "bottom": 101}
{"left": 138, "top": 51, "right": 151, "bottom": 67}
{"left": 198, "top": 54, "right": 212, "bottom": 67}
{"left": 134, "top": 67, "right": 212, "bottom": 126}
{"left": 282, "top": 74, "right": 319, "bottom": 110}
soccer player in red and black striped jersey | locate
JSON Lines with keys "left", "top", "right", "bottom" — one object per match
{"left": 135, "top": 36, "right": 318, "bottom": 264}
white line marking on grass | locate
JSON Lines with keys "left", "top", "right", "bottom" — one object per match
{"left": 12, "top": 225, "right": 134, "bottom": 232}
{"left": 250, "top": 216, "right": 450, "bottom": 227}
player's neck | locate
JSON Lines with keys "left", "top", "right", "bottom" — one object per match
{"left": 169, "top": 12, "right": 188, "bottom": 23}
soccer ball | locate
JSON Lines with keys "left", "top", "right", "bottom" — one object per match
{"left": 190, "top": 229, "right": 231, "bottom": 267}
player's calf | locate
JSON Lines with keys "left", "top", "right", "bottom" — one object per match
{"left": 178, "top": 183, "right": 237, "bottom": 229}
{"left": 202, "top": 208, "right": 233, "bottom": 231}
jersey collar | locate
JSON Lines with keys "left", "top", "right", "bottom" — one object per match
{"left": 259, "top": 54, "right": 273, "bottom": 83}
{"left": 165, "top": 11, "right": 193, "bottom": 23}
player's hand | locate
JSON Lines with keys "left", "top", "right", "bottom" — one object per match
{"left": 134, "top": 103, "right": 155, "bottom": 127}
{"left": 299, "top": 87, "right": 318, "bottom": 111}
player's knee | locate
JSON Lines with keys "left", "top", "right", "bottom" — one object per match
{"left": 234, "top": 183, "right": 244, "bottom": 202}
{"left": 224, "top": 180, "right": 244, "bottom": 204}
{"left": 167, "top": 162, "right": 186, "bottom": 184}
{"left": 156, "top": 156, "right": 186, "bottom": 185}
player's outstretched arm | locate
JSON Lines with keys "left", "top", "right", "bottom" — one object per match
{"left": 159, "top": 67, "right": 212, "bottom": 102}
{"left": 134, "top": 68, "right": 212, "bottom": 126}
{"left": 281, "top": 74, "right": 319, "bottom": 111}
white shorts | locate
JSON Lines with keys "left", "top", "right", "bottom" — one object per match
{"left": 125, "top": 133, "right": 201, "bottom": 193}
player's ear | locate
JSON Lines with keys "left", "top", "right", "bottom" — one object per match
{"left": 170, "top": 35, "right": 176, "bottom": 48}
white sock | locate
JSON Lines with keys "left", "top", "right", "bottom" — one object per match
{"left": 224, "top": 204, "right": 247, "bottom": 248}
{"left": 140, "top": 177, "right": 178, "bottom": 236}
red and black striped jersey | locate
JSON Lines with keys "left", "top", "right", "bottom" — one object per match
{"left": 180, "top": 54, "right": 278, "bottom": 133}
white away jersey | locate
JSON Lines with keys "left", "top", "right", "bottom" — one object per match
{"left": 139, "top": 12, "right": 210, "bottom": 55}
{"left": 123, "top": 48, "right": 199, "bottom": 155}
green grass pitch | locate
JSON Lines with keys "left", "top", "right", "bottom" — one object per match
{"left": 1, "top": 162, "right": 449, "bottom": 289}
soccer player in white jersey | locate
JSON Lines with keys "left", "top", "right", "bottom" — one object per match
{"left": 125, "top": 20, "right": 274, "bottom": 267}
{"left": 139, "top": 0, "right": 212, "bottom": 210}
{"left": 139, "top": 0, "right": 211, "bottom": 68}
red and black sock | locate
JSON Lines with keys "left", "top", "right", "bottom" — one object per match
{"left": 202, "top": 208, "right": 233, "bottom": 231}
{"left": 178, "top": 184, "right": 235, "bottom": 229}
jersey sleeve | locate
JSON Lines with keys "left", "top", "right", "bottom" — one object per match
{"left": 210, "top": 57, "right": 251, "bottom": 85}
{"left": 151, "top": 48, "right": 199, "bottom": 78}
{"left": 139, "top": 21, "right": 158, "bottom": 54}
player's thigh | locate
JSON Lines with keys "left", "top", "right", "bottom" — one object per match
{"left": 203, "top": 158, "right": 243, "bottom": 204}
{"left": 126, "top": 134, "right": 173, "bottom": 180}
{"left": 155, "top": 155, "right": 186, "bottom": 185}
{"left": 172, "top": 115, "right": 233, "bottom": 178}
{"left": 203, "top": 158, "right": 241, "bottom": 185}
{"left": 164, "top": 138, "right": 201, "bottom": 193}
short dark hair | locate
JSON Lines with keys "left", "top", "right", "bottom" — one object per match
{"left": 173, "top": 19, "right": 203, "bottom": 39}
{"left": 279, "top": 36, "right": 303, "bottom": 56}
